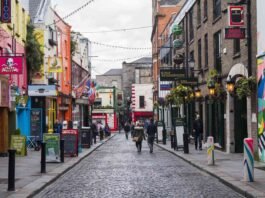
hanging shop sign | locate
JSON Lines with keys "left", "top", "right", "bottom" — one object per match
{"left": 0, "top": 76, "right": 9, "bottom": 107}
{"left": 160, "top": 68, "right": 186, "bottom": 81}
{"left": 1, "top": 0, "right": 11, "bottom": 23}
{"left": 179, "top": 78, "right": 198, "bottom": 86}
{"left": 47, "top": 57, "right": 63, "bottom": 73}
{"left": 228, "top": 6, "right": 244, "bottom": 27}
{"left": 225, "top": 27, "right": 246, "bottom": 39}
{"left": 0, "top": 56, "right": 23, "bottom": 74}
{"left": 28, "top": 85, "right": 57, "bottom": 96}
{"left": 15, "top": 96, "right": 28, "bottom": 107}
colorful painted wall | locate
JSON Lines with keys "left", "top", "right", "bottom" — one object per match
{"left": 257, "top": 0, "right": 265, "bottom": 161}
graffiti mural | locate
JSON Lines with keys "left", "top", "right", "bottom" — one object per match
{"left": 258, "top": 55, "right": 265, "bottom": 162}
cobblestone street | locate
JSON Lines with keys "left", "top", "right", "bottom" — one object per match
{"left": 34, "top": 133, "right": 243, "bottom": 198}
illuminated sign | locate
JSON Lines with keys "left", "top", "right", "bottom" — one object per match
{"left": 228, "top": 6, "right": 244, "bottom": 27}
{"left": 1, "top": 0, "right": 11, "bottom": 23}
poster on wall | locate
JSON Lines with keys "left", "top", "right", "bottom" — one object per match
{"left": 0, "top": 56, "right": 23, "bottom": 74}
{"left": 43, "top": 133, "right": 60, "bottom": 162}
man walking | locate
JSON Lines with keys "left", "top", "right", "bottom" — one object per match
{"left": 193, "top": 113, "right": 203, "bottom": 150}
{"left": 146, "top": 118, "right": 157, "bottom": 153}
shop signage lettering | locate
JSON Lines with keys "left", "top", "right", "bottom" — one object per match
{"left": 1, "top": 0, "right": 11, "bottom": 23}
{"left": 225, "top": 28, "right": 246, "bottom": 39}
{"left": 0, "top": 56, "right": 23, "bottom": 74}
{"left": 160, "top": 68, "right": 186, "bottom": 81}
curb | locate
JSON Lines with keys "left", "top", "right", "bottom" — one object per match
{"left": 155, "top": 143, "right": 257, "bottom": 198}
{"left": 8, "top": 134, "right": 117, "bottom": 198}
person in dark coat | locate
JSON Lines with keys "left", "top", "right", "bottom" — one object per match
{"left": 54, "top": 119, "right": 62, "bottom": 134}
{"left": 193, "top": 113, "right": 203, "bottom": 150}
{"left": 124, "top": 122, "right": 130, "bottom": 140}
{"left": 146, "top": 118, "right": 157, "bottom": 153}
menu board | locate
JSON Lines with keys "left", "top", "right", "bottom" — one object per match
{"left": 31, "top": 109, "right": 42, "bottom": 137}
{"left": 10, "top": 135, "right": 26, "bottom": 156}
{"left": 43, "top": 133, "right": 60, "bottom": 162}
{"left": 62, "top": 129, "right": 78, "bottom": 157}
{"left": 80, "top": 128, "right": 91, "bottom": 148}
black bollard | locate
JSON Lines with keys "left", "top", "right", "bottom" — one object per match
{"left": 183, "top": 133, "right": 189, "bottom": 154}
{"left": 60, "top": 139, "right": 64, "bottom": 163}
{"left": 8, "top": 149, "right": 16, "bottom": 191}
{"left": 41, "top": 142, "right": 46, "bottom": 173}
{"left": 162, "top": 129, "right": 167, "bottom": 145}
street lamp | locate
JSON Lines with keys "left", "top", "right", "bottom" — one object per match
{"left": 194, "top": 87, "right": 202, "bottom": 98}
{"left": 208, "top": 80, "right": 215, "bottom": 97}
{"left": 226, "top": 75, "right": 235, "bottom": 95}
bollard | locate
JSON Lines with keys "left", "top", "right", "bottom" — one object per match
{"left": 41, "top": 142, "right": 46, "bottom": 173}
{"left": 183, "top": 133, "right": 189, "bottom": 154}
{"left": 60, "top": 139, "right": 64, "bottom": 163}
{"left": 8, "top": 149, "right": 16, "bottom": 191}
{"left": 162, "top": 129, "right": 167, "bottom": 145}
{"left": 243, "top": 138, "right": 254, "bottom": 182}
{"left": 207, "top": 136, "right": 215, "bottom": 165}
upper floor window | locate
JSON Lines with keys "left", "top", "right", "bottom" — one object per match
{"left": 198, "top": 39, "right": 202, "bottom": 69}
{"left": 204, "top": 34, "right": 208, "bottom": 68}
{"left": 204, "top": 0, "right": 208, "bottom": 19}
{"left": 139, "top": 96, "right": 145, "bottom": 108}
{"left": 233, "top": 39, "right": 240, "bottom": 55}
{"left": 213, "top": 31, "right": 222, "bottom": 72}
{"left": 189, "top": 9, "right": 194, "bottom": 41}
{"left": 197, "top": 0, "right": 201, "bottom": 25}
{"left": 213, "top": 0, "right": 221, "bottom": 20}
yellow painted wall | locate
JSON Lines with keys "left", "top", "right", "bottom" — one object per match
{"left": 0, "top": 0, "right": 30, "bottom": 46}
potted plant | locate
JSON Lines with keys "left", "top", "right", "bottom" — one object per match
{"left": 235, "top": 76, "right": 256, "bottom": 99}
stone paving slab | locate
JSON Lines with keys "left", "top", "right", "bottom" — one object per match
{"left": 0, "top": 134, "right": 116, "bottom": 198}
{"left": 155, "top": 141, "right": 265, "bottom": 198}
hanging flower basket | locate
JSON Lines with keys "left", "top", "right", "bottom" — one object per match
{"left": 172, "top": 24, "right": 183, "bottom": 36}
{"left": 235, "top": 76, "right": 256, "bottom": 99}
{"left": 173, "top": 39, "right": 184, "bottom": 50}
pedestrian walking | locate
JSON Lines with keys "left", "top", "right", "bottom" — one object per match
{"left": 146, "top": 118, "right": 157, "bottom": 153}
{"left": 54, "top": 119, "right": 62, "bottom": 134}
{"left": 193, "top": 113, "right": 203, "bottom": 150}
{"left": 104, "top": 123, "right": 110, "bottom": 137}
{"left": 131, "top": 122, "right": 135, "bottom": 137}
{"left": 91, "top": 121, "right": 98, "bottom": 144}
{"left": 124, "top": 122, "right": 130, "bottom": 140}
{"left": 132, "top": 125, "right": 145, "bottom": 152}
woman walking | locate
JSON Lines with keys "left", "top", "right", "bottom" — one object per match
{"left": 132, "top": 125, "right": 145, "bottom": 152}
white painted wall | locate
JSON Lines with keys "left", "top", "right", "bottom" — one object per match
{"left": 97, "top": 88, "right": 114, "bottom": 107}
{"left": 132, "top": 84, "right": 153, "bottom": 112}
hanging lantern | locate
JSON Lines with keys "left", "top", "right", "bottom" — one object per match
{"left": 226, "top": 75, "right": 235, "bottom": 94}
{"left": 173, "top": 53, "right": 184, "bottom": 64}
{"left": 173, "top": 39, "right": 184, "bottom": 50}
{"left": 172, "top": 24, "right": 183, "bottom": 36}
{"left": 208, "top": 80, "right": 215, "bottom": 97}
{"left": 194, "top": 87, "right": 202, "bottom": 98}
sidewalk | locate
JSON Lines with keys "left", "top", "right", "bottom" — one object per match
{"left": 0, "top": 134, "right": 116, "bottom": 198}
{"left": 155, "top": 140, "right": 265, "bottom": 198}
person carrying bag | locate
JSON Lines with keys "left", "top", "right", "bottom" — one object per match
{"left": 132, "top": 126, "right": 145, "bottom": 152}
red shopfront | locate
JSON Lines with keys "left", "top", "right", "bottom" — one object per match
{"left": 92, "top": 109, "right": 117, "bottom": 132}
{"left": 132, "top": 111, "right": 153, "bottom": 123}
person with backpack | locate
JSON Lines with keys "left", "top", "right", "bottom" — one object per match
{"left": 146, "top": 118, "right": 157, "bottom": 153}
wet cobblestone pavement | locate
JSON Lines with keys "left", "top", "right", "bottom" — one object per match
{"left": 34, "top": 133, "right": 243, "bottom": 198}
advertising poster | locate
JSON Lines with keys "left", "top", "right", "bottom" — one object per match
{"left": 43, "top": 133, "right": 60, "bottom": 162}
{"left": 10, "top": 135, "right": 26, "bottom": 156}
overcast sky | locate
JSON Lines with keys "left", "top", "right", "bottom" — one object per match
{"left": 52, "top": 0, "right": 152, "bottom": 77}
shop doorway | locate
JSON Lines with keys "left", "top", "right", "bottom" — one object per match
{"left": 234, "top": 96, "right": 248, "bottom": 153}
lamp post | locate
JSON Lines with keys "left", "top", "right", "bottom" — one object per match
{"left": 208, "top": 79, "right": 215, "bottom": 137}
